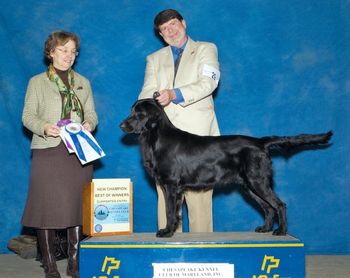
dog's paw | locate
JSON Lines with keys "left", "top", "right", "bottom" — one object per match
{"left": 255, "top": 225, "right": 272, "bottom": 233}
{"left": 156, "top": 228, "right": 174, "bottom": 238}
{"left": 272, "top": 227, "right": 287, "bottom": 236}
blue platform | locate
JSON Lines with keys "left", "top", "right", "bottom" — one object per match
{"left": 80, "top": 232, "right": 305, "bottom": 278}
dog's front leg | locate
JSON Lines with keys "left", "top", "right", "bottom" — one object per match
{"left": 156, "top": 185, "right": 179, "bottom": 237}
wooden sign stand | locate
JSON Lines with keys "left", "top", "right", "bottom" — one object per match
{"left": 83, "top": 178, "right": 133, "bottom": 236}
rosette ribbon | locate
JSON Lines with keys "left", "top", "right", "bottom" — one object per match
{"left": 65, "top": 123, "right": 103, "bottom": 162}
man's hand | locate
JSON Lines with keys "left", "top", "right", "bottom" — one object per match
{"left": 155, "top": 89, "right": 176, "bottom": 106}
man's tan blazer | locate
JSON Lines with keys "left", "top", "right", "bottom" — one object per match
{"left": 139, "top": 37, "right": 220, "bottom": 136}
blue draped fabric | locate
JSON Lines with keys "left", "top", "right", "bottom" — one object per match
{"left": 0, "top": 0, "right": 349, "bottom": 254}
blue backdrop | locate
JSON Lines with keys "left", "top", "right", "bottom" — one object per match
{"left": 0, "top": 0, "right": 349, "bottom": 254}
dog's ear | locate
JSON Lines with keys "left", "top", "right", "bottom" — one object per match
{"left": 145, "top": 107, "right": 162, "bottom": 129}
{"left": 144, "top": 102, "right": 164, "bottom": 130}
{"left": 145, "top": 119, "right": 158, "bottom": 130}
{"left": 133, "top": 98, "right": 170, "bottom": 132}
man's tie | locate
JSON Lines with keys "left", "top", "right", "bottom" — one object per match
{"left": 174, "top": 48, "right": 184, "bottom": 78}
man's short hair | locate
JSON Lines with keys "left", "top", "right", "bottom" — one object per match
{"left": 154, "top": 9, "right": 184, "bottom": 32}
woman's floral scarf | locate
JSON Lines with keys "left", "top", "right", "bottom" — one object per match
{"left": 47, "top": 64, "right": 84, "bottom": 121}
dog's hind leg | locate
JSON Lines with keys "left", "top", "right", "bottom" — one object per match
{"left": 156, "top": 185, "right": 182, "bottom": 237}
{"left": 270, "top": 196, "right": 287, "bottom": 236}
{"left": 244, "top": 171, "right": 287, "bottom": 235}
{"left": 244, "top": 152, "right": 287, "bottom": 235}
{"left": 242, "top": 186, "right": 275, "bottom": 233}
{"left": 251, "top": 184, "right": 287, "bottom": 235}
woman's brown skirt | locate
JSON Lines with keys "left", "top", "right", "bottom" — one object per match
{"left": 21, "top": 142, "right": 93, "bottom": 229}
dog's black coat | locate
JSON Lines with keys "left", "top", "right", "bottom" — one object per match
{"left": 120, "top": 98, "right": 332, "bottom": 237}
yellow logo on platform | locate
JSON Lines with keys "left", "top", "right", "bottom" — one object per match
{"left": 252, "top": 255, "right": 280, "bottom": 278}
{"left": 92, "top": 256, "right": 121, "bottom": 278}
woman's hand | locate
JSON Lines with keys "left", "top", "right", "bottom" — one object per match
{"left": 44, "top": 123, "right": 61, "bottom": 137}
{"left": 82, "top": 121, "right": 92, "bottom": 132}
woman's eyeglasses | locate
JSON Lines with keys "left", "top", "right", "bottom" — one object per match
{"left": 56, "top": 48, "right": 79, "bottom": 57}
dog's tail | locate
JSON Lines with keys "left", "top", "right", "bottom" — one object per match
{"left": 262, "top": 131, "right": 333, "bottom": 151}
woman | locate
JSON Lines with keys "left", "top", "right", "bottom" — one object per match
{"left": 22, "top": 30, "right": 98, "bottom": 278}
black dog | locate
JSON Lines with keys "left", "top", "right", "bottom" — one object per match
{"left": 120, "top": 97, "right": 332, "bottom": 237}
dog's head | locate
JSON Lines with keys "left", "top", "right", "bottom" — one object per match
{"left": 120, "top": 98, "right": 165, "bottom": 134}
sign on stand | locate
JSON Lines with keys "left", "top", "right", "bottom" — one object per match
{"left": 83, "top": 178, "right": 133, "bottom": 236}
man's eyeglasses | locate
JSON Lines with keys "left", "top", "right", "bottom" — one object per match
{"left": 55, "top": 48, "right": 79, "bottom": 57}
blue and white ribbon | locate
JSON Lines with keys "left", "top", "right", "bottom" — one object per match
{"left": 65, "top": 123, "right": 103, "bottom": 162}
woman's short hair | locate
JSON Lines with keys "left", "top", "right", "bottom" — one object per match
{"left": 154, "top": 9, "right": 184, "bottom": 32}
{"left": 44, "top": 30, "right": 80, "bottom": 62}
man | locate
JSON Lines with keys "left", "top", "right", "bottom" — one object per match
{"left": 139, "top": 9, "right": 221, "bottom": 233}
